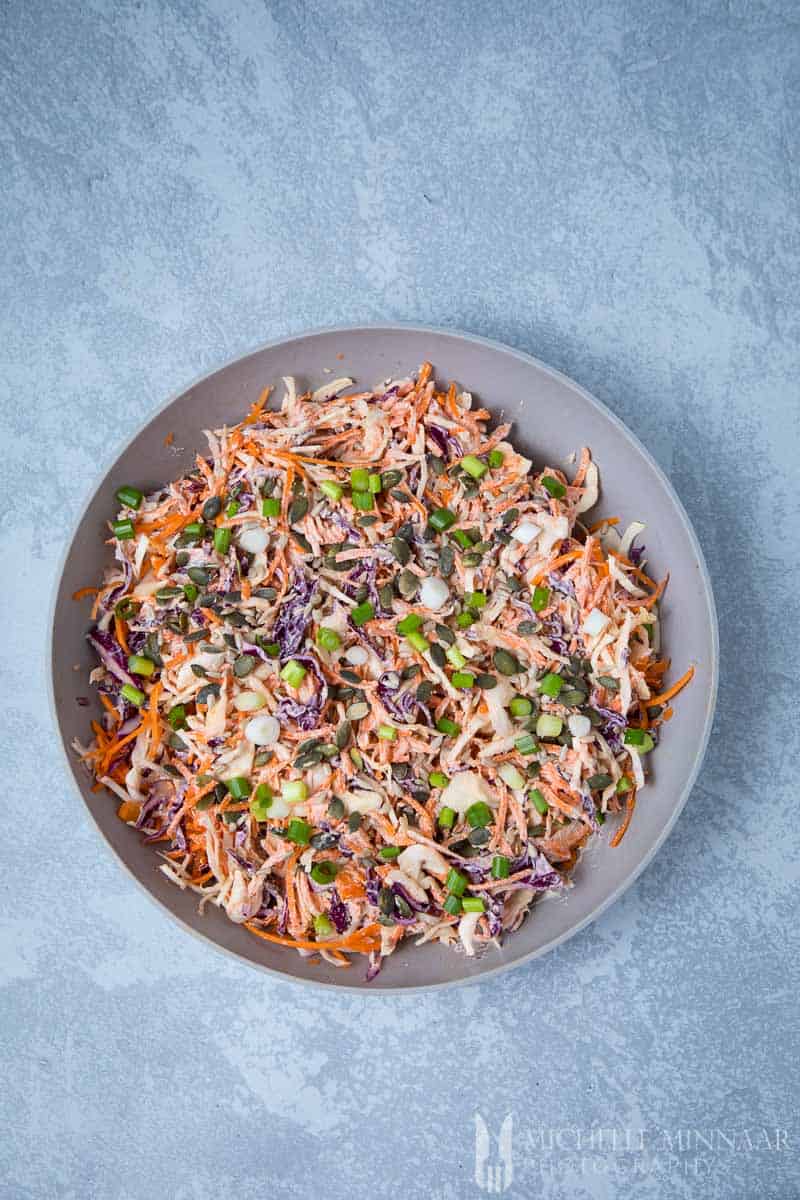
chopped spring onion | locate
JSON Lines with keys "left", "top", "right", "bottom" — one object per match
{"left": 443, "top": 894, "right": 462, "bottom": 916}
{"left": 115, "top": 485, "right": 143, "bottom": 510}
{"left": 541, "top": 475, "right": 566, "bottom": 498}
{"left": 455, "top": 611, "right": 475, "bottom": 628}
{"left": 351, "top": 601, "right": 374, "bottom": 626}
{"left": 466, "top": 590, "right": 487, "bottom": 609}
{"left": 429, "top": 771, "right": 449, "bottom": 788}
{"left": 320, "top": 480, "right": 343, "bottom": 502}
{"left": 351, "top": 490, "right": 373, "bottom": 511}
{"left": 446, "top": 868, "right": 468, "bottom": 897}
{"left": 509, "top": 696, "right": 532, "bottom": 717}
{"left": 451, "top": 671, "right": 475, "bottom": 689}
{"left": 532, "top": 585, "right": 550, "bottom": 612}
{"left": 498, "top": 762, "right": 525, "bottom": 790}
{"left": 465, "top": 801, "right": 493, "bottom": 828}
{"left": 315, "top": 626, "right": 342, "bottom": 652}
{"left": 435, "top": 716, "right": 460, "bottom": 737}
{"left": 529, "top": 788, "right": 548, "bottom": 815}
{"left": 536, "top": 713, "right": 563, "bottom": 739}
{"left": 491, "top": 854, "right": 510, "bottom": 879}
{"left": 397, "top": 612, "right": 423, "bottom": 635}
{"left": 213, "top": 527, "right": 231, "bottom": 555}
{"left": 280, "top": 659, "right": 307, "bottom": 688}
{"left": 127, "top": 654, "right": 155, "bottom": 677}
{"left": 226, "top": 776, "right": 250, "bottom": 800}
{"left": 368, "top": 473, "right": 382, "bottom": 494}
{"left": 313, "top": 912, "right": 334, "bottom": 936}
{"left": 461, "top": 454, "right": 488, "bottom": 479}
{"left": 568, "top": 714, "right": 592, "bottom": 738}
{"left": 378, "top": 845, "right": 402, "bottom": 861}
{"left": 538, "top": 673, "right": 564, "bottom": 698}
{"left": 262, "top": 497, "right": 280, "bottom": 518}
{"left": 512, "top": 520, "right": 540, "bottom": 545}
{"left": 419, "top": 576, "right": 450, "bottom": 610}
{"left": 438, "top": 805, "right": 456, "bottom": 828}
{"left": 282, "top": 780, "right": 308, "bottom": 803}
{"left": 430, "top": 507, "right": 457, "bottom": 532}
{"left": 515, "top": 734, "right": 538, "bottom": 755}
{"left": 624, "top": 728, "right": 655, "bottom": 752}
{"left": 121, "top": 683, "right": 145, "bottom": 706}
{"left": 406, "top": 630, "right": 430, "bottom": 653}
{"left": 488, "top": 449, "right": 504, "bottom": 469}
{"left": 310, "top": 861, "right": 338, "bottom": 885}
{"left": 377, "top": 724, "right": 397, "bottom": 741}
{"left": 462, "top": 897, "right": 485, "bottom": 913}
{"left": 350, "top": 468, "right": 370, "bottom": 491}
{"left": 616, "top": 775, "right": 633, "bottom": 793}
{"left": 445, "top": 645, "right": 467, "bottom": 669}
{"left": 113, "top": 519, "right": 135, "bottom": 540}
{"left": 450, "top": 528, "right": 473, "bottom": 549}
{"left": 250, "top": 783, "right": 273, "bottom": 820}
{"left": 167, "top": 704, "right": 186, "bottom": 730}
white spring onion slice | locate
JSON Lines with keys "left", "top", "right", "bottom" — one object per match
{"left": 244, "top": 714, "right": 280, "bottom": 746}
{"left": 238, "top": 525, "right": 269, "bottom": 554}
{"left": 498, "top": 762, "right": 526, "bottom": 790}
{"left": 419, "top": 576, "right": 450, "bottom": 610}
{"left": 511, "top": 520, "right": 541, "bottom": 545}
{"left": 233, "top": 691, "right": 266, "bottom": 712}
{"left": 582, "top": 607, "right": 610, "bottom": 638}
{"left": 344, "top": 645, "right": 368, "bottom": 666}
{"left": 568, "top": 714, "right": 592, "bottom": 738}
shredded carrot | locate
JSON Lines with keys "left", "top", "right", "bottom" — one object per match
{"left": 244, "top": 921, "right": 382, "bottom": 955}
{"left": 164, "top": 431, "right": 175, "bottom": 446}
{"left": 646, "top": 665, "right": 695, "bottom": 708}
{"left": 610, "top": 790, "right": 637, "bottom": 848}
{"left": 72, "top": 586, "right": 99, "bottom": 601}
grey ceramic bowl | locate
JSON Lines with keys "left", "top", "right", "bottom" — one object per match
{"left": 50, "top": 325, "right": 718, "bottom": 991}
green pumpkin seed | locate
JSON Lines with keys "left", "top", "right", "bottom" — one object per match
{"left": 191, "top": 663, "right": 208, "bottom": 678}
{"left": 186, "top": 567, "right": 210, "bottom": 585}
{"left": 168, "top": 733, "right": 187, "bottom": 751}
{"left": 435, "top": 623, "right": 455, "bottom": 645}
{"left": 335, "top": 721, "right": 351, "bottom": 749}
{"left": 587, "top": 773, "right": 613, "bottom": 789}
{"left": 415, "top": 680, "right": 434, "bottom": 703}
{"left": 401, "top": 664, "right": 420, "bottom": 681}
{"left": 438, "top": 544, "right": 455, "bottom": 576}
{"left": 597, "top": 675, "right": 619, "bottom": 691}
{"left": 202, "top": 495, "right": 222, "bottom": 521}
{"left": 195, "top": 794, "right": 217, "bottom": 812}
{"left": 391, "top": 537, "right": 411, "bottom": 565}
{"left": 560, "top": 688, "right": 587, "bottom": 706}
{"left": 462, "top": 552, "right": 483, "bottom": 567}
{"left": 378, "top": 584, "right": 394, "bottom": 610}
{"left": 378, "top": 886, "right": 395, "bottom": 914}
{"left": 197, "top": 683, "right": 221, "bottom": 705}
{"left": 358, "top": 515, "right": 378, "bottom": 527}
{"left": 468, "top": 827, "right": 491, "bottom": 847}
{"left": 340, "top": 669, "right": 361, "bottom": 684}
{"left": 252, "top": 586, "right": 277, "bottom": 600}
{"left": 234, "top": 655, "right": 255, "bottom": 678}
{"left": 291, "top": 530, "right": 312, "bottom": 552}
{"left": 428, "top": 455, "right": 446, "bottom": 477}
{"left": 494, "top": 648, "right": 521, "bottom": 675}
{"left": 328, "top": 796, "right": 345, "bottom": 820}
{"left": 475, "top": 673, "right": 497, "bottom": 689}
{"left": 391, "top": 761, "right": 411, "bottom": 781}
{"left": 348, "top": 811, "right": 363, "bottom": 832}
{"left": 254, "top": 750, "right": 273, "bottom": 767}
{"left": 518, "top": 620, "right": 539, "bottom": 635}
{"left": 398, "top": 570, "right": 419, "bottom": 599}
{"left": 346, "top": 701, "right": 369, "bottom": 721}
{"left": 501, "top": 507, "right": 519, "bottom": 526}
{"left": 156, "top": 586, "right": 182, "bottom": 603}
{"left": 175, "top": 550, "right": 190, "bottom": 568}
{"left": 429, "top": 643, "right": 446, "bottom": 668}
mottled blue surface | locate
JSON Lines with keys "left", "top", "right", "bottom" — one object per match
{"left": 2, "top": 1, "right": 799, "bottom": 1197}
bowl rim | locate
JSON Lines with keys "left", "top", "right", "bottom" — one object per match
{"left": 48, "top": 322, "right": 719, "bottom": 993}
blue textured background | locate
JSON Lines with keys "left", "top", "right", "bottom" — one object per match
{"left": 2, "top": 2, "right": 798, "bottom": 1197}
